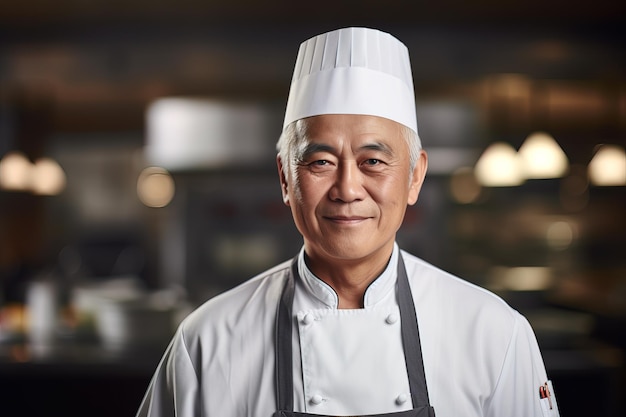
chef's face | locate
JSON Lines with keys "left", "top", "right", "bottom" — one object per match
{"left": 278, "top": 114, "right": 427, "bottom": 264}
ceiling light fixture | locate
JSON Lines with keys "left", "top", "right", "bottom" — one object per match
{"left": 518, "top": 131, "right": 569, "bottom": 179}
{"left": 588, "top": 144, "right": 626, "bottom": 186}
{"left": 31, "top": 157, "right": 67, "bottom": 196}
{"left": 474, "top": 142, "right": 524, "bottom": 187}
{"left": 0, "top": 151, "right": 33, "bottom": 191}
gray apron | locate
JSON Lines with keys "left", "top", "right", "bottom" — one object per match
{"left": 273, "top": 255, "right": 436, "bottom": 417}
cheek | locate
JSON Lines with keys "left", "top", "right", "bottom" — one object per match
{"left": 370, "top": 174, "right": 409, "bottom": 204}
{"left": 295, "top": 172, "right": 327, "bottom": 202}
{"left": 290, "top": 179, "right": 305, "bottom": 205}
{"left": 286, "top": 169, "right": 304, "bottom": 204}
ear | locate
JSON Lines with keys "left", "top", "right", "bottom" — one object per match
{"left": 407, "top": 150, "right": 428, "bottom": 206}
{"left": 277, "top": 154, "right": 290, "bottom": 206}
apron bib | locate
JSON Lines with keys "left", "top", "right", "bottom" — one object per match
{"left": 273, "top": 255, "right": 436, "bottom": 417}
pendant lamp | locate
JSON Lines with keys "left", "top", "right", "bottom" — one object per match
{"left": 518, "top": 131, "right": 568, "bottom": 179}
{"left": 588, "top": 145, "right": 626, "bottom": 186}
{"left": 474, "top": 142, "right": 524, "bottom": 187}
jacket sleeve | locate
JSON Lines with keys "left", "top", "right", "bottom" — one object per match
{"left": 136, "top": 325, "right": 201, "bottom": 417}
{"left": 486, "top": 313, "right": 560, "bottom": 417}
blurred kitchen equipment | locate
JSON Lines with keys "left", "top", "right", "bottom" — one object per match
{"left": 26, "top": 279, "right": 58, "bottom": 344}
{"left": 145, "top": 98, "right": 279, "bottom": 171}
{"left": 72, "top": 278, "right": 184, "bottom": 350}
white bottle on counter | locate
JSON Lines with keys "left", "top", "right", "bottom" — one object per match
{"left": 26, "top": 280, "right": 58, "bottom": 344}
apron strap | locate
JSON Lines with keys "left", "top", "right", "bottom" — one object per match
{"left": 275, "top": 253, "right": 431, "bottom": 410}
{"left": 274, "top": 259, "right": 297, "bottom": 411}
{"left": 396, "top": 255, "right": 431, "bottom": 408}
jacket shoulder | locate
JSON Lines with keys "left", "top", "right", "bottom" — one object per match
{"left": 401, "top": 250, "right": 519, "bottom": 322}
{"left": 179, "top": 259, "right": 291, "bottom": 339}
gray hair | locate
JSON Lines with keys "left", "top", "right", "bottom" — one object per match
{"left": 276, "top": 119, "right": 422, "bottom": 184}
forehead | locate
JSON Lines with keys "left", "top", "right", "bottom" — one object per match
{"left": 299, "top": 114, "right": 405, "bottom": 147}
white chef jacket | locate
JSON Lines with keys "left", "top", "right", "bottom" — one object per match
{"left": 136, "top": 244, "right": 559, "bottom": 417}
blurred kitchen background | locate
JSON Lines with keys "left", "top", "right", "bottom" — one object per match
{"left": 0, "top": 1, "right": 625, "bottom": 416}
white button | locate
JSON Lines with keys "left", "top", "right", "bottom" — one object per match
{"left": 396, "top": 393, "right": 408, "bottom": 405}
{"left": 310, "top": 394, "right": 323, "bottom": 405}
{"left": 386, "top": 313, "right": 399, "bottom": 324}
{"left": 302, "top": 314, "right": 314, "bottom": 325}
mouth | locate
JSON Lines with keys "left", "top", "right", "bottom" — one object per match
{"left": 323, "top": 215, "right": 370, "bottom": 225}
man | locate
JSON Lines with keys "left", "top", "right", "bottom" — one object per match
{"left": 137, "top": 27, "right": 560, "bottom": 417}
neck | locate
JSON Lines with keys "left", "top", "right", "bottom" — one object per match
{"left": 304, "top": 248, "right": 393, "bottom": 309}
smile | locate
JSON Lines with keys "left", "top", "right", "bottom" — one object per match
{"left": 324, "top": 215, "right": 370, "bottom": 224}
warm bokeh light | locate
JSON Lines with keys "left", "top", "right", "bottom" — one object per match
{"left": 546, "top": 220, "right": 574, "bottom": 250}
{"left": 0, "top": 151, "right": 32, "bottom": 191}
{"left": 518, "top": 132, "right": 569, "bottom": 179}
{"left": 474, "top": 142, "right": 524, "bottom": 187}
{"left": 588, "top": 144, "right": 626, "bottom": 186}
{"left": 137, "top": 166, "right": 175, "bottom": 208}
{"left": 449, "top": 166, "right": 482, "bottom": 204}
{"left": 31, "top": 157, "right": 67, "bottom": 195}
{"left": 489, "top": 266, "right": 554, "bottom": 291}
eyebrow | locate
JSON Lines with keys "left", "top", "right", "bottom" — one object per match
{"left": 361, "top": 142, "right": 395, "bottom": 157}
{"left": 300, "top": 141, "right": 395, "bottom": 159}
{"left": 301, "top": 143, "right": 335, "bottom": 159}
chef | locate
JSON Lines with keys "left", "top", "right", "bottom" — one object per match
{"left": 136, "top": 27, "right": 560, "bottom": 417}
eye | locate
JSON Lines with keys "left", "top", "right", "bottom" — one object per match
{"left": 303, "top": 159, "right": 334, "bottom": 172}
{"left": 363, "top": 159, "right": 382, "bottom": 166}
{"left": 297, "top": 159, "right": 328, "bottom": 167}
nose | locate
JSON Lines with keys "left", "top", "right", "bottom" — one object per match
{"left": 328, "top": 161, "right": 366, "bottom": 202}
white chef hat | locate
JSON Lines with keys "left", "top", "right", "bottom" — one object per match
{"left": 283, "top": 27, "right": 418, "bottom": 135}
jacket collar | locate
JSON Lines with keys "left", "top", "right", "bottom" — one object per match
{"left": 296, "top": 243, "right": 399, "bottom": 308}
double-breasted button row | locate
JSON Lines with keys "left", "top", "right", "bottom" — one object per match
{"left": 300, "top": 312, "right": 399, "bottom": 325}
{"left": 308, "top": 393, "right": 409, "bottom": 407}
